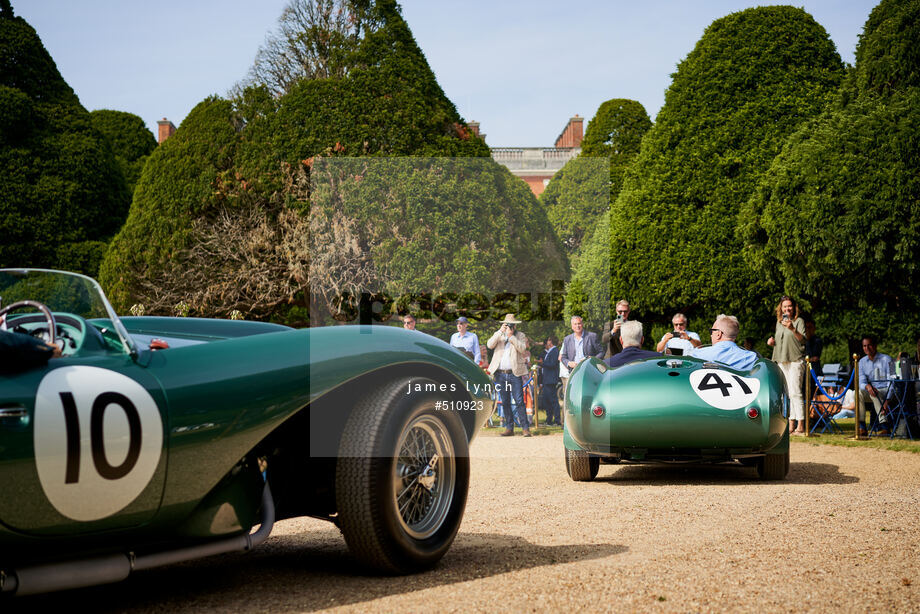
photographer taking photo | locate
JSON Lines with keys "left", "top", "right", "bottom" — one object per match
{"left": 487, "top": 314, "right": 531, "bottom": 437}
{"left": 656, "top": 313, "right": 703, "bottom": 355}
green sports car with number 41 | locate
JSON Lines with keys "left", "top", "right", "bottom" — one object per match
{"left": 563, "top": 355, "right": 790, "bottom": 481}
{"left": 0, "top": 269, "right": 493, "bottom": 597}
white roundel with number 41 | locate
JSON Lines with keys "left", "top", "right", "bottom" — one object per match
{"left": 34, "top": 366, "right": 164, "bottom": 521}
{"left": 689, "top": 368, "right": 761, "bottom": 410}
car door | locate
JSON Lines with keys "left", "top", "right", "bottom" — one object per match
{"left": 0, "top": 353, "right": 168, "bottom": 536}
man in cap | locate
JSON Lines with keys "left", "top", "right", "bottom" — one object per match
{"left": 488, "top": 314, "right": 531, "bottom": 436}
{"left": 450, "top": 316, "right": 480, "bottom": 363}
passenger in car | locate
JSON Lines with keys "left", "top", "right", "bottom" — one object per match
{"left": 604, "top": 321, "right": 661, "bottom": 368}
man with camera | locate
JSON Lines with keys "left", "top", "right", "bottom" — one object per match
{"left": 487, "top": 314, "right": 532, "bottom": 437}
{"left": 656, "top": 312, "right": 703, "bottom": 355}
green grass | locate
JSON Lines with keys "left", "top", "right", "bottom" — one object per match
{"left": 801, "top": 418, "right": 920, "bottom": 453}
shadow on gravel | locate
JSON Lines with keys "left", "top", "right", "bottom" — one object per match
{"left": 5, "top": 531, "right": 626, "bottom": 612}
{"left": 596, "top": 461, "right": 858, "bottom": 485}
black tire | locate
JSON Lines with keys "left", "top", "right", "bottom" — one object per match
{"left": 335, "top": 377, "right": 470, "bottom": 573}
{"left": 565, "top": 447, "right": 599, "bottom": 481}
{"left": 757, "top": 450, "right": 790, "bottom": 480}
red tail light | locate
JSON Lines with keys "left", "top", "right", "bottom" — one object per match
{"left": 746, "top": 407, "right": 759, "bottom": 419}
{"left": 592, "top": 406, "right": 605, "bottom": 417}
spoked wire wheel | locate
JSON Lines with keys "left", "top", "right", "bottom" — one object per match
{"left": 393, "top": 414, "right": 456, "bottom": 539}
{"left": 336, "top": 377, "right": 470, "bottom": 573}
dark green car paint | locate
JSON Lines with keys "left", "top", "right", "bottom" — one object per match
{"left": 563, "top": 356, "right": 789, "bottom": 460}
{"left": 0, "top": 316, "right": 492, "bottom": 559}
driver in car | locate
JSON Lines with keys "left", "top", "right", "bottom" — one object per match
{"left": 0, "top": 325, "right": 62, "bottom": 370}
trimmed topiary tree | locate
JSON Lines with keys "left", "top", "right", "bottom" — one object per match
{"left": 540, "top": 156, "right": 610, "bottom": 255}
{"left": 580, "top": 98, "right": 652, "bottom": 202}
{"left": 99, "top": 97, "right": 244, "bottom": 311}
{"left": 100, "top": 0, "right": 567, "bottom": 324}
{"left": 545, "top": 99, "right": 652, "bottom": 327}
{"left": 853, "top": 0, "right": 920, "bottom": 96}
{"left": 542, "top": 99, "right": 650, "bottom": 257}
{"left": 89, "top": 110, "right": 157, "bottom": 194}
{"left": 743, "top": 0, "right": 920, "bottom": 358}
{"left": 605, "top": 6, "right": 844, "bottom": 335}
{"left": 0, "top": 7, "right": 130, "bottom": 274}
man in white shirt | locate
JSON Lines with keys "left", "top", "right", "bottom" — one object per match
{"left": 857, "top": 335, "right": 893, "bottom": 436}
{"left": 656, "top": 312, "right": 703, "bottom": 355}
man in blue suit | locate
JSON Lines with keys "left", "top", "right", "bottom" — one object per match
{"left": 538, "top": 335, "right": 561, "bottom": 425}
{"left": 560, "top": 316, "right": 605, "bottom": 371}
{"left": 560, "top": 316, "right": 605, "bottom": 410}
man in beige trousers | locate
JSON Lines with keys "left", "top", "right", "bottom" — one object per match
{"left": 488, "top": 313, "right": 531, "bottom": 437}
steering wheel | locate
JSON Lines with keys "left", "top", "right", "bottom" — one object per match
{"left": 0, "top": 300, "right": 57, "bottom": 346}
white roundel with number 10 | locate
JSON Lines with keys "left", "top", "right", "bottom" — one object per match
{"left": 34, "top": 366, "right": 163, "bottom": 521}
{"left": 689, "top": 368, "right": 761, "bottom": 410}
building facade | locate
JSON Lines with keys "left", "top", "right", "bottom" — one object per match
{"left": 489, "top": 115, "right": 583, "bottom": 197}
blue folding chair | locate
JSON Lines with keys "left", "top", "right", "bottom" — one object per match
{"left": 885, "top": 379, "right": 917, "bottom": 439}
{"left": 808, "top": 368, "right": 853, "bottom": 435}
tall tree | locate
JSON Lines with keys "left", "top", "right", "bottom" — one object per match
{"left": 744, "top": 0, "right": 920, "bottom": 354}
{"left": 0, "top": 9, "right": 130, "bottom": 274}
{"left": 605, "top": 6, "right": 844, "bottom": 334}
{"left": 101, "top": 0, "right": 566, "bottom": 323}
{"left": 238, "top": 0, "right": 382, "bottom": 97}
{"left": 89, "top": 110, "right": 157, "bottom": 194}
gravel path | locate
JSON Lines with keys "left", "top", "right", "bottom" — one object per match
{"left": 12, "top": 435, "right": 920, "bottom": 613}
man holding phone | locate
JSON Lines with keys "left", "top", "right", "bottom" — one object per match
{"left": 602, "top": 299, "right": 632, "bottom": 358}
{"left": 656, "top": 312, "right": 703, "bottom": 355}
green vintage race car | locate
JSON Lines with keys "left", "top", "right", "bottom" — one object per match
{"left": 0, "top": 269, "right": 493, "bottom": 596}
{"left": 563, "top": 355, "right": 790, "bottom": 481}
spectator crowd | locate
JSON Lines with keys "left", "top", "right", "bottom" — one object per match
{"left": 390, "top": 295, "right": 920, "bottom": 440}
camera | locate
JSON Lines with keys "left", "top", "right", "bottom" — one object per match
{"left": 782, "top": 314, "right": 789, "bottom": 321}
{"left": 671, "top": 330, "right": 683, "bottom": 338}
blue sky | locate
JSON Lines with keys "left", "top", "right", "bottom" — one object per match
{"left": 16, "top": 1, "right": 878, "bottom": 147}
